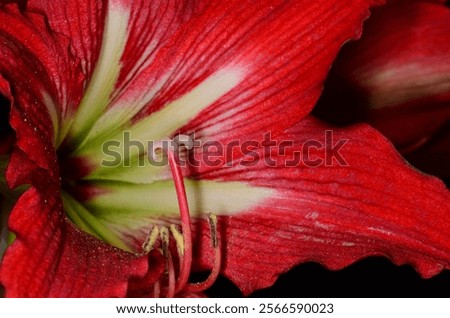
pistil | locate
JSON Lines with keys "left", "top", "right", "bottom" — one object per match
{"left": 165, "top": 148, "right": 193, "bottom": 294}
{"left": 146, "top": 143, "right": 222, "bottom": 297}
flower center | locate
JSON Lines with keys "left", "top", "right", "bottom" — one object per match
{"left": 34, "top": 4, "right": 269, "bottom": 293}
{"left": 57, "top": 134, "right": 223, "bottom": 295}
{"left": 49, "top": 63, "right": 272, "bottom": 293}
{"left": 52, "top": 62, "right": 270, "bottom": 254}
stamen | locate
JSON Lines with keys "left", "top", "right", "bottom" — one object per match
{"left": 208, "top": 213, "right": 219, "bottom": 249}
{"left": 159, "top": 227, "right": 170, "bottom": 272}
{"left": 164, "top": 148, "right": 193, "bottom": 294}
{"left": 165, "top": 252, "right": 176, "bottom": 298}
{"left": 142, "top": 225, "right": 160, "bottom": 254}
{"left": 152, "top": 248, "right": 164, "bottom": 298}
{"left": 169, "top": 224, "right": 185, "bottom": 258}
{"left": 160, "top": 226, "right": 176, "bottom": 298}
{"left": 187, "top": 213, "right": 221, "bottom": 292}
{"left": 169, "top": 224, "right": 186, "bottom": 285}
{"left": 151, "top": 139, "right": 222, "bottom": 296}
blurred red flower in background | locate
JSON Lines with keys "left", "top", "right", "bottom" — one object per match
{"left": 315, "top": 0, "right": 450, "bottom": 179}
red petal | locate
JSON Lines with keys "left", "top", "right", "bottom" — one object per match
{"left": 130, "top": 0, "right": 384, "bottom": 143}
{"left": 0, "top": 186, "right": 148, "bottom": 297}
{"left": 0, "top": 79, "right": 149, "bottom": 297}
{"left": 191, "top": 117, "right": 450, "bottom": 295}
{"left": 44, "top": 0, "right": 385, "bottom": 153}
{"left": 28, "top": 0, "right": 200, "bottom": 84}
{"left": 0, "top": 4, "right": 83, "bottom": 145}
{"left": 27, "top": 0, "right": 105, "bottom": 81}
{"left": 126, "top": 250, "right": 165, "bottom": 298}
{"left": 0, "top": 10, "right": 148, "bottom": 296}
{"left": 316, "top": 1, "right": 450, "bottom": 152}
{"left": 27, "top": 0, "right": 206, "bottom": 144}
{"left": 0, "top": 1, "right": 27, "bottom": 9}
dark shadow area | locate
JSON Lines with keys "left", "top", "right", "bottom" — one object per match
{"left": 404, "top": 123, "right": 450, "bottom": 179}
{"left": 0, "top": 95, "right": 14, "bottom": 155}
{"left": 312, "top": 73, "right": 369, "bottom": 128}
{"left": 205, "top": 257, "right": 450, "bottom": 298}
{"left": 0, "top": 1, "right": 27, "bottom": 10}
{"left": 0, "top": 95, "right": 12, "bottom": 135}
{"left": 193, "top": 272, "right": 243, "bottom": 297}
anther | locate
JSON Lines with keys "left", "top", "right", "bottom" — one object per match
{"left": 142, "top": 225, "right": 160, "bottom": 254}
{"left": 169, "top": 224, "right": 185, "bottom": 257}
{"left": 208, "top": 213, "right": 218, "bottom": 249}
{"left": 169, "top": 224, "right": 186, "bottom": 281}
{"left": 186, "top": 212, "right": 221, "bottom": 292}
{"left": 159, "top": 226, "right": 170, "bottom": 271}
{"left": 160, "top": 226, "right": 176, "bottom": 298}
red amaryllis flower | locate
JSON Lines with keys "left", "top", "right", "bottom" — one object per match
{"left": 0, "top": 0, "right": 449, "bottom": 298}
